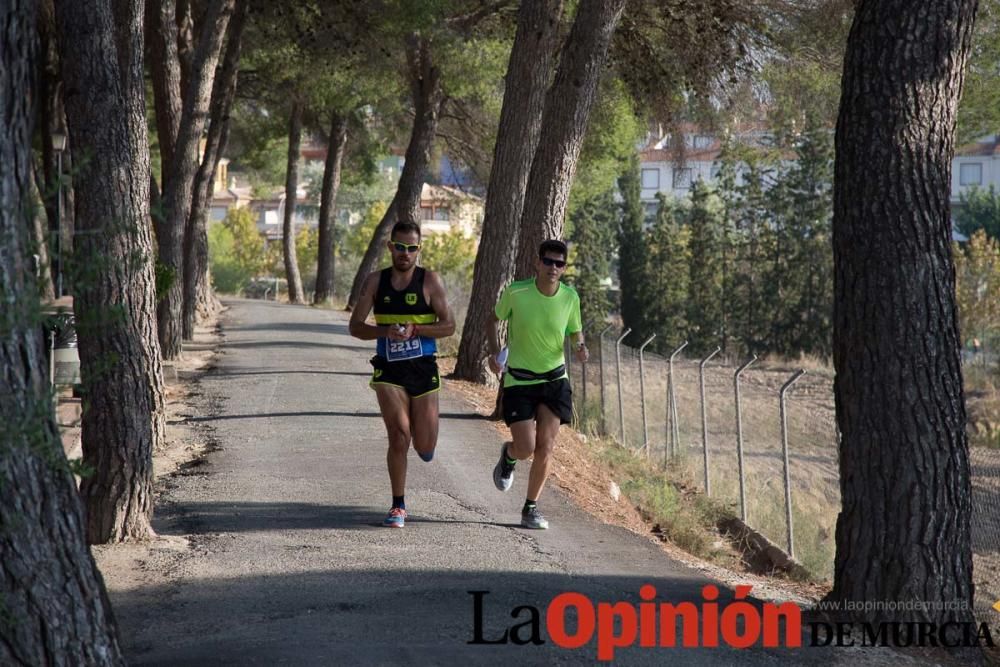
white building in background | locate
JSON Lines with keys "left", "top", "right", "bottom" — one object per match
{"left": 636, "top": 123, "right": 774, "bottom": 219}
{"left": 952, "top": 134, "right": 1000, "bottom": 203}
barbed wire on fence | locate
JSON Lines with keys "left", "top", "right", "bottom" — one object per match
{"left": 564, "top": 325, "right": 1000, "bottom": 624}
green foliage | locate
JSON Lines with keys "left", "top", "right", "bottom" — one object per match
{"left": 296, "top": 226, "right": 321, "bottom": 288}
{"left": 957, "top": 0, "right": 1000, "bottom": 144}
{"left": 567, "top": 190, "right": 616, "bottom": 330}
{"left": 685, "top": 180, "right": 727, "bottom": 354}
{"left": 644, "top": 194, "right": 690, "bottom": 354}
{"left": 342, "top": 201, "right": 388, "bottom": 262}
{"left": 208, "top": 207, "right": 268, "bottom": 293}
{"left": 616, "top": 154, "right": 648, "bottom": 345}
{"left": 956, "top": 185, "right": 1000, "bottom": 241}
{"left": 420, "top": 229, "right": 476, "bottom": 285}
{"left": 569, "top": 77, "right": 644, "bottom": 213}
{"left": 954, "top": 230, "right": 1000, "bottom": 350}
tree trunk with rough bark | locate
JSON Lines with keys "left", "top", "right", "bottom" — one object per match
{"left": 314, "top": 112, "right": 348, "bottom": 305}
{"left": 35, "top": 0, "right": 62, "bottom": 300}
{"left": 347, "top": 34, "right": 444, "bottom": 310}
{"left": 829, "top": 0, "right": 978, "bottom": 630}
{"left": 146, "top": 0, "right": 182, "bottom": 178}
{"left": 155, "top": 0, "right": 233, "bottom": 358}
{"left": 453, "top": 0, "right": 564, "bottom": 385}
{"left": 283, "top": 101, "right": 306, "bottom": 304}
{"left": 55, "top": 0, "right": 167, "bottom": 544}
{"left": 1, "top": 3, "right": 124, "bottom": 662}
{"left": 183, "top": 0, "right": 247, "bottom": 333}
{"left": 513, "top": 0, "right": 627, "bottom": 280}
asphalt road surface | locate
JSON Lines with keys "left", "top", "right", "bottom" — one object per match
{"left": 112, "top": 298, "right": 920, "bottom": 665}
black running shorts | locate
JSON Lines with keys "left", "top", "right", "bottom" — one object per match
{"left": 369, "top": 355, "right": 440, "bottom": 397}
{"left": 501, "top": 378, "right": 572, "bottom": 425}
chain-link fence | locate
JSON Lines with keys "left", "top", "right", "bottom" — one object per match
{"left": 564, "top": 328, "right": 1000, "bottom": 623}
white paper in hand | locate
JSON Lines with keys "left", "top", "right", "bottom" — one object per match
{"left": 495, "top": 347, "right": 509, "bottom": 370}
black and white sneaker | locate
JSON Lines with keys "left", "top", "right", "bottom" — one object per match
{"left": 520, "top": 506, "right": 549, "bottom": 530}
{"left": 492, "top": 444, "right": 515, "bottom": 492}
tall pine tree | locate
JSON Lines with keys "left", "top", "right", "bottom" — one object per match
{"left": 686, "top": 179, "right": 726, "bottom": 354}
{"left": 617, "top": 153, "right": 648, "bottom": 345}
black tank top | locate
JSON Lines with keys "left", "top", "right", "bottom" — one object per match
{"left": 373, "top": 267, "right": 437, "bottom": 359}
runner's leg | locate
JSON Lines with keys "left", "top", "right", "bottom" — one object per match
{"left": 526, "top": 403, "right": 561, "bottom": 501}
{"left": 410, "top": 390, "right": 439, "bottom": 461}
{"left": 375, "top": 384, "right": 411, "bottom": 496}
{"left": 507, "top": 419, "right": 535, "bottom": 460}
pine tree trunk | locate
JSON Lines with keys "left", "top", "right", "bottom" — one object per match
{"left": 35, "top": 0, "right": 62, "bottom": 300}
{"left": 347, "top": 34, "right": 444, "bottom": 310}
{"left": 512, "top": 0, "right": 627, "bottom": 280}
{"left": 314, "top": 112, "right": 348, "bottom": 305}
{"left": 155, "top": 0, "right": 233, "bottom": 357}
{"left": 283, "top": 101, "right": 306, "bottom": 304}
{"left": 183, "top": 0, "right": 248, "bottom": 332}
{"left": 453, "top": 0, "right": 564, "bottom": 384}
{"left": 55, "top": 0, "right": 167, "bottom": 544}
{"left": 829, "top": 0, "right": 977, "bottom": 629}
{"left": 1, "top": 4, "right": 124, "bottom": 662}
{"left": 146, "top": 0, "right": 183, "bottom": 177}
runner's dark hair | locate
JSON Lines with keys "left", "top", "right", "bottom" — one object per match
{"left": 538, "top": 239, "right": 567, "bottom": 259}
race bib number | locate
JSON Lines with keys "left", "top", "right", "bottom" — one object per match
{"left": 386, "top": 337, "right": 424, "bottom": 361}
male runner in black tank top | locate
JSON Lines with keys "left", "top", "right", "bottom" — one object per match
{"left": 349, "top": 221, "right": 455, "bottom": 528}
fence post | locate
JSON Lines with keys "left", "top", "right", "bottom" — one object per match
{"left": 581, "top": 319, "right": 598, "bottom": 415}
{"left": 733, "top": 355, "right": 757, "bottom": 523}
{"left": 699, "top": 346, "right": 721, "bottom": 495}
{"left": 598, "top": 324, "right": 614, "bottom": 435}
{"left": 780, "top": 369, "right": 806, "bottom": 559}
{"left": 638, "top": 334, "right": 657, "bottom": 458}
{"left": 615, "top": 328, "right": 632, "bottom": 446}
{"left": 666, "top": 341, "right": 688, "bottom": 459}
{"left": 564, "top": 337, "right": 572, "bottom": 391}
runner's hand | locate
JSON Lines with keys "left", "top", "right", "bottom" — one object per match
{"left": 575, "top": 344, "right": 589, "bottom": 364}
{"left": 387, "top": 324, "right": 411, "bottom": 341}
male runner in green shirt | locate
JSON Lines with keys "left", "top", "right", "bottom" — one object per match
{"left": 488, "top": 239, "right": 588, "bottom": 529}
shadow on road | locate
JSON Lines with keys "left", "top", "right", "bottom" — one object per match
{"left": 175, "top": 411, "right": 486, "bottom": 424}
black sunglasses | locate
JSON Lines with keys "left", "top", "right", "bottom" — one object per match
{"left": 541, "top": 257, "right": 566, "bottom": 268}
{"left": 390, "top": 241, "right": 421, "bottom": 253}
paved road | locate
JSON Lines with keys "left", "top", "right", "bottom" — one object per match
{"left": 113, "top": 299, "right": 913, "bottom": 665}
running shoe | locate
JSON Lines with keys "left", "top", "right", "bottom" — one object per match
{"left": 521, "top": 506, "right": 549, "bottom": 530}
{"left": 492, "top": 444, "right": 515, "bottom": 492}
{"left": 383, "top": 507, "right": 406, "bottom": 528}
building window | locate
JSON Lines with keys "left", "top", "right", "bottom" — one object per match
{"left": 672, "top": 168, "right": 693, "bottom": 189}
{"left": 641, "top": 168, "right": 660, "bottom": 189}
{"left": 960, "top": 162, "right": 982, "bottom": 186}
{"left": 643, "top": 202, "right": 658, "bottom": 222}
{"left": 421, "top": 206, "right": 434, "bottom": 221}
{"left": 436, "top": 208, "right": 450, "bottom": 221}
{"left": 693, "top": 135, "right": 712, "bottom": 149}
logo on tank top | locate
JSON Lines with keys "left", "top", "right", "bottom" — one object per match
{"left": 383, "top": 296, "right": 391, "bottom": 303}
{"left": 405, "top": 292, "right": 418, "bottom": 305}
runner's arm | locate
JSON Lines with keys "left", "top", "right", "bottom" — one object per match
{"left": 414, "top": 271, "right": 455, "bottom": 339}
{"left": 349, "top": 273, "right": 404, "bottom": 341}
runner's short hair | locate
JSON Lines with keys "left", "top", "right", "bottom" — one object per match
{"left": 392, "top": 220, "right": 422, "bottom": 239}
{"left": 538, "top": 239, "right": 567, "bottom": 260}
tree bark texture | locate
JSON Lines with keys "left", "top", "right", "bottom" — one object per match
{"left": 347, "top": 34, "right": 444, "bottom": 310}
{"left": 55, "top": 0, "right": 167, "bottom": 543}
{"left": 453, "top": 0, "right": 564, "bottom": 384}
{"left": 1, "top": 3, "right": 124, "bottom": 662}
{"left": 830, "top": 0, "right": 978, "bottom": 627}
{"left": 35, "top": 0, "right": 62, "bottom": 300}
{"left": 513, "top": 0, "right": 627, "bottom": 280}
{"left": 183, "top": 0, "right": 248, "bottom": 335}
{"left": 313, "top": 112, "right": 348, "bottom": 305}
{"left": 283, "top": 101, "right": 306, "bottom": 304}
{"left": 146, "top": 0, "right": 183, "bottom": 178}
{"left": 155, "top": 0, "right": 233, "bottom": 357}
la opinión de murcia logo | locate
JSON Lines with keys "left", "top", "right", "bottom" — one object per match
{"left": 468, "top": 586, "right": 997, "bottom": 661}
